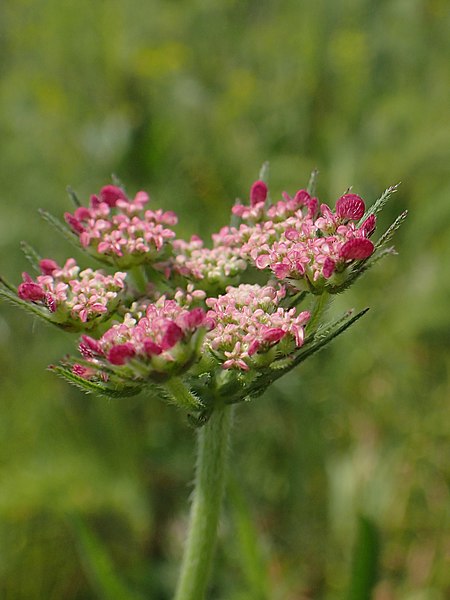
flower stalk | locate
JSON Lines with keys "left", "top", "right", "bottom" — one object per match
{"left": 174, "top": 404, "right": 234, "bottom": 600}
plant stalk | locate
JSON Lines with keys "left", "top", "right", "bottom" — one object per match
{"left": 174, "top": 405, "right": 233, "bottom": 600}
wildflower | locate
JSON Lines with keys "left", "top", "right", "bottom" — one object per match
{"left": 166, "top": 236, "right": 248, "bottom": 293}
{"left": 17, "top": 258, "right": 126, "bottom": 329}
{"left": 64, "top": 185, "right": 177, "bottom": 268}
{"left": 236, "top": 185, "right": 377, "bottom": 292}
{"left": 75, "top": 299, "right": 208, "bottom": 382}
{"left": 204, "top": 284, "right": 310, "bottom": 371}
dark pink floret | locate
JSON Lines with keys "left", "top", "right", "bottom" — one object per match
{"left": 250, "top": 180, "right": 268, "bottom": 206}
{"left": 359, "top": 214, "right": 376, "bottom": 237}
{"left": 64, "top": 212, "right": 85, "bottom": 234}
{"left": 323, "top": 257, "right": 336, "bottom": 279}
{"left": 18, "top": 282, "right": 46, "bottom": 302}
{"left": 79, "top": 335, "right": 103, "bottom": 358}
{"left": 263, "top": 328, "right": 286, "bottom": 343}
{"left": 294, "top": 189, "right": 311, "bottom": 206}
{"left": 107, "top": 343, "right": 136, "bottom": 365}
{"left": 336, "top": 194, "right": 365, "bottom": 221}
{"left": 39, "top": 259, "right": 59, "bottom": 275}
{"left": 161, "top": 322, "right": 184, "bottom": 350}
{"left": 339, "top": 238, "right": 374, "bottom": 260}
{"left": 144, "top": 340, "right": 162, "bottom": 356}
{"left": 100, "top": 185, "right": 128, "bottom": 207}
{"left": 184, "top": 307, "right": 205, "bottom": 329}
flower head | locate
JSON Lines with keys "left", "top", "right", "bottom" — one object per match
{"left": 64, "top": 185, "right": 177, "bottom": 268}
{"left": 76, "top": 298, "right": 208, "bottom": 382}
{"left": 204, "top": 284, "right": 310, "bottom": 371}
{"left": 17, "top": 258, "right": 126, "bottom": 329}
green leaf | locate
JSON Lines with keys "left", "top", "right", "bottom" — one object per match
{"left": 358, "top": 183, "right": 400, "bottom": 225}
{"left": 0, "top": 281, "right": 56, "bottom": 325}
{"left": 228, "top": 475, "right": 271, "bottom": 600}
{"left": 307, "top": 168, "right": 319, "bottom": 196}
{"left": 69, "top": 514, "right": 143, "bottom": 600}
{"left": 20, "top": 241, "right": 42, "bottom": 272}
{"left": 66, "top": 186, "right": 81, "bottom": 207}
{"left": 38, "top": 209, "right": 80, "bottom": 247}
{"left": 375, "top": 210, "right": 408, "bottom": 250}
{"left": 258, "top": 161, "right": 270, "bottom": 183}
{"left": 111, "top": 173, "right": 127, "bottom": 191}
{"left": 346, "top": 515, "right": 380, "bottom": 600}
{"left": 50, "top": 365, "right": 142, "bottom": 398}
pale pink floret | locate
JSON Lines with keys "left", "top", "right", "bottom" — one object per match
{"left": 169, "top": 237, "right": 247, "bottom": 287}
{"left": 204, "top": 284, "right": 310, "bottom": 370}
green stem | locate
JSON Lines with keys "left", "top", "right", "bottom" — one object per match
{"left": 174, "top": 405, "right": 234, "bottom": 600}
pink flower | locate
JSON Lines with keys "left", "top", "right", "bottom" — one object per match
{"left": 250, "top": 180, "right": 268, "bottom": 206}
{"left": 335, "top": 194, "right": 366, "bottom": 221}
{"left": 339, "top": 238, "right": 374, "bottom": 260}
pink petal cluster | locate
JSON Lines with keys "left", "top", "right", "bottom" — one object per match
{"left": 215, "top": 183, "right": 376, "bottom": 289}
{"left": 64, "top": 185, "right": 177, "bottom": 267}
{"left": 168, "top": 236, "right": 247, "bottom": 289}
{"left": 204, "top": 284, "right": 310, "bottom": 370}
{"left": 17, "top": 258, "right": 126, "bottom": 326}
{"left": 76, "top": 299, "right": 207, "bottom": 379}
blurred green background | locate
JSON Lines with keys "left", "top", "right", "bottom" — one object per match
{"left": 0, "top": 1, "right": 449, "bottom": 598}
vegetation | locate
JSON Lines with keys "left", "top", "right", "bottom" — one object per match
{"left": 0, "top": 1, "right": 449, "bottom": 598}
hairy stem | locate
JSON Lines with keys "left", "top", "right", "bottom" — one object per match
{"left": 174, "top": 405, "right": 234, "bottom": 600}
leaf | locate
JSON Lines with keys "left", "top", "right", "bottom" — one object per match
{"left": 244, "top": 308, "right": 370, "bottom": 399}
{"left": 307, "top": 168, "right": 319, "bottom": 196}
{"left": 50, "top": 365, "right": 142, "bottom": 398}
{"left": 66, "top": 186, "right": 81, "bottom": 207}
{"left": 327, "top": 247, "right": 396, "bottom": 295}
{"left": 346, "top": 515, "right": 380, "bottom": 600}
{"left": 358, "top": 183, "right": 400, "bottom": 225}
{"left": 20, "top": 241, "right": 42, "bottom": 272}
{"left": 258, "top": 161, "right": 270, "bottom": 183}
{"left": 0, "top": 281, "right": 56, "bottom": 325}
{"left": 228, "top": 475, "right": 271, "bottom": 599}
{"left": 69, "top": 514, "right": 143, "bottom": 600}
{"left": 375, "top": 210, "right": 408, "bottom": 250}
{"left": 111, "top": 173, "right": 127, "bottom": 192}
{"left": 38, "top": 209, "right": 80, "bottom": 247}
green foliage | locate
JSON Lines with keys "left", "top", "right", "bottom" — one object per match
{"left": 1, "top": 0, "right": 449, "bottom": 598}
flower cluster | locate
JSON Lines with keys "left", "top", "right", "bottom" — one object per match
{"left": 204, "top": 284, "right": 310, "bottom": 371}
{"left": 17, "top": 258, "right": 126, "bottom": 329}
{"left": 214, "top": 181, "right": 377, "bottom": 292}
{"left": 64, "top": 185, "right": 177, "bottom": 268}
{"left": 166, "top": 236, "right": 247, "bottom": 292}
{"left": 0, "top": 173, "right": 402, "bottom": 412}
{"left": 74, "top": 299, "right": 207, "bottom": 381}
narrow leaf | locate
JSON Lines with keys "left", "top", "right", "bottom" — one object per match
{"left": 50, "top": 365, "right": 142, "bottom": 398}
{"left": 258, "top": 161, "right": 270, "bottom": 183}
{"left": 20, "top": 241, "right": 42, "bottom": 272}
{"left": 38, "top": 209, "right": 80, "bottom": 246}
{"left": 0, "top": 283, "right": 56, "bottom": 325}
{"left": 375, "top": 210, "right": 408, "bottom": 250}
{"left": 67, "top": 186, "right": 81, "bottom": 207}
{"left": 346, "top": 515, "right": 380, "bottom": 600}
{"left": 70, "top": 514, "right": 143, "bottom": 600}
{"left": 358, "top": 184, "right": 400, "bottom": 225}
{"left": 307, "top": 169, "right": 319, "bottom": 196}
